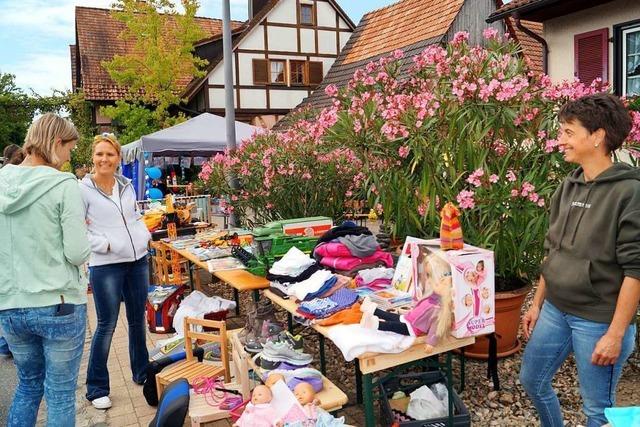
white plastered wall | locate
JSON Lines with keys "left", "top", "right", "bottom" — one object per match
{"left": 544, "top": 0, "right": 640, "bottom": 83}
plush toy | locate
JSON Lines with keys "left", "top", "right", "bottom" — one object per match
{"left": 234, "top": 385, "right": 280, "bottom": 427}
{"left": 439, "top": 202, "right": 463, "bottom": 250}
{"left": 360, "top": 253, "right": 454, "bottom": 353}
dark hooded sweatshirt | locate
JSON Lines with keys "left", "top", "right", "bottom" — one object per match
{"left": 541, "top": 163, "right": 640, "bottom": 323}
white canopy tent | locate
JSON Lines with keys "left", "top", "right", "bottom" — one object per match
{"left": 120, "top": 112, "right": 259, "bottom": 198}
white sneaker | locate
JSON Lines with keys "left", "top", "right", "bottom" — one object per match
{"left": 91, "top": 396, "right": 112, "bottom": 410}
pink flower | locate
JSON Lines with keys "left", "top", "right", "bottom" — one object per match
{"left": 324, "top": 84, "right": 338, "bottom": 97}
{"left": 302, "top": 172, "right": 312, "bottom": 180}
{"left": 544, "top": 139, "right": 558, "bottom": 153}
{"left": 528, "top": 192, "right": 539, "bottom": 203}
{"left": 510, "top": 189, "right": 519, "bottom": 198}
{"left": 231, "top": 195, "right": 238, "bottom": 201}
{"left": 417, "top": 203, "right": 427, "bottom": 217}
{"left": 345, "top": 190, "right": 353, "bottom": 197}
{"left": 482, "top": 27, "right": 499, "bottom": 40}
{"left": 452, "top": 31, "right": 469, "bottom": 45}
{"left": 266, "top": 202, "right": 274, "bottom": 210}
{"left": 466, "top": 168, "right": 484, "bottom": 187}
{"left": 489, "top": 174, "right": 499, "bottom": 183}
{"left": 392, "top": 49, "right": 405, "bottom": 59}
{"left": 398, "top": 145, "right": 410, "bottom": 158}
{"left": 506, "top": 170, "right": 517, "bottom": 182}
{"left": 456, "top": 190, "right": 476, "bottom": 209}
{"left": 537, "top": 198, "right": 546, "bottom": 207}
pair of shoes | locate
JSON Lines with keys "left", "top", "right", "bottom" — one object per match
{"left": 91, "top": 396, "right": 112, "bottom": 409}
{"left": 244, "top": 320, "right": 285, "bottom": 354}
{"left": 259, "top": 340, "right": 313, "bottom": 370}
{"left": 270, "top": 331, "right": 303, "bottom": 351}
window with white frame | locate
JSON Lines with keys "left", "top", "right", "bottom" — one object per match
{"left": 623, "top": 25, "right": 640, "bottom": 96}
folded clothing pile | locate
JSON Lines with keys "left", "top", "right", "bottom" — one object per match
{"left": 314, "top": 223, "right": 393, "bottom": 276}
{"left": 355, "top": 266, "right": 395, "bottom": 290}
{"left": 296, "top": 288, "right": 359, "bottom": 319}
{"left": 267, "top": 247, "right": 320, "bottom": 298}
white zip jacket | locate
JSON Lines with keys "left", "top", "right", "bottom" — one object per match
{"left": 79, "top": 174, "right": 151, "bottom": 267}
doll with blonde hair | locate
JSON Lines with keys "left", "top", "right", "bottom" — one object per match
{"left": 360, "top": 253, "right": 453, "bottom": 352}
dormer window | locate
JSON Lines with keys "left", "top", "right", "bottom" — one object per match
{"left": 300, "top": 4, "right": 314, "bottom": 26}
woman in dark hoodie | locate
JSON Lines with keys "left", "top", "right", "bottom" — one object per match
{"left": 520, "top": 93, "right": 639, "bottom": 427}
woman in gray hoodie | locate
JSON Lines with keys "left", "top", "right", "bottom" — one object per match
{"left": 79, "top": 133, "right": 151, "bottom": 410}
{"left": 519, "top": 94, "right": 639, "bottom": 427}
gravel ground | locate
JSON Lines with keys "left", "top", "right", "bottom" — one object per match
{"left": 210, "top": 274, "right": 639, "bottom": 427}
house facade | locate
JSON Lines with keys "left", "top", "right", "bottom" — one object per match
{"left": 71, "top": 1, "right": 354, "bottom": 129}
{"left": 182, "top": 0, "right": 355, "bottom": 127}
{"left": 488, "top": 0, "right": 640, "bottom": 96}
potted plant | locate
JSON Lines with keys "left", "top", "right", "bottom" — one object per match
{"left": 318, "top": 30, "right": 612, "bottom": 357}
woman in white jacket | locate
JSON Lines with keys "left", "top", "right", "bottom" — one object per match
{"left": 79, "top": 133, "right": 151, "bottom": 410}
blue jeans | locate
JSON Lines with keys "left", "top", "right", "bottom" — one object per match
{"left": 0, "top": 304, "right": 86, "bottom": 427}
{"left": 520, "top": 301, "right": 636, "bottom": 427}
{"left": 86, "top": 257, "right": 150, "bottom": 401}
{"left": 0, "top": 335, "right": 11, "bottom": 355}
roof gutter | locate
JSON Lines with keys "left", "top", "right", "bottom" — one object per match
{"left": 486, "top": 0, "right": 559, "bottom": 23}
{"left": 514, "top": 14, "right": 549, "bottom": 74}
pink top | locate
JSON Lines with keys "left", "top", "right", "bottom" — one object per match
{"left": 235, "top": 403, "right": 279, "bottom": 427}
{"left": 319, "top": 251, "right": 393, "bottom": 271}
{"left": 314, "top": 242, "right": 353, "bottom": 258}
{"left": 403, "top": 294, "right": 441, "bottom": 346}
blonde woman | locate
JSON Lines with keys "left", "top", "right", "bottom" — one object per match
{"left": 79, "top": 133, "right": 151, "bottom": 409}
{"left": 0, "top": 113, "right": 91, "bottom": 427}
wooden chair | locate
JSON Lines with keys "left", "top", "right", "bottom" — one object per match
{"left": 155, "top": 317, "right": 230, "bottom": 399}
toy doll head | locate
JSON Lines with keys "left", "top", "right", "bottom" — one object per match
{"left": 265, "top": 373, "right": 285, "bottom": 388}
{"left": 251, "top": 385, "right": 273, "bottom": 405}
{"left": 293, "top": 382, "right": 316, "bottom": 406}
{"left": 424, "top": 254, "right": 454, "bottom": 341}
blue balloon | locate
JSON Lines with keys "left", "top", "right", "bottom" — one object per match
{"left": 146, "top": 167, "right": 162, "bottom": 180}
{"left": 149, "top": 188, "right": 163, "bottom": 200}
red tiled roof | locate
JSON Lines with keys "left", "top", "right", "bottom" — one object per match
{"left": 344, "top": 0, "right": 465, "bottom": 64}
{"left": 509, "top": 19, "right": 544, "bottom": 74}
{"left": 74, "top": 6, "right": 243, "bottom": 101}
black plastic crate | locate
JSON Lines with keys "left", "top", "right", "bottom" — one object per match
{"left": 379, "top": 370, "right": 470, "bottom": 427}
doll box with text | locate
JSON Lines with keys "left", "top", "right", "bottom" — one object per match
{"left": 424, "top": 239, "right": 495, "bottom": 339}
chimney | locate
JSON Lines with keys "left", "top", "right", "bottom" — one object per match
{"left": 249, "top": 0, "right": 270, "bottom": 18}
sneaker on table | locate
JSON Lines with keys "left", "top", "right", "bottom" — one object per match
{"left": 260, "top": 341, "right": 313, "bottom": 368}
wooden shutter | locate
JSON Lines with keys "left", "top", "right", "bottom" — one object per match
{"left": 252, "top": 59, "right": 268, "bottom": 85}
{"left": 308, "top": 61, "right": 324, "bottom": 86}
{"left": 574, "top": 28, "right": 609, "bottom": 84}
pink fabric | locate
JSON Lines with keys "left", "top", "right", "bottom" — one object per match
{"left": 403, "top": 294, "right": 441, "bottom": 346}
{"left": 319, "top": 250, "right": 393, "bottom": 271}
{"left": 235, "top": 403, "right": 280, "bottom": 427}
{"left": 282, "top": 403, "right": 317, "bottom": 425}
{"left": 355, "top": 277, "right": 392, "bottom": 289}
{"left": 314, "top": 242, "right": 353, "bottom": 258}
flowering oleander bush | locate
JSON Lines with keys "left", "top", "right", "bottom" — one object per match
{"left": 201, "top": 31, "right": 640, "bottom": 289}
{"left": 198, "top": 116, "right": 363, "bottom": 226}
{"left": 321, "top": 30, "right": 638, "bottom": 289}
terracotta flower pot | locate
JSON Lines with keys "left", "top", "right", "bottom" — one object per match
{"left": 461, "top": 284, "right": 532, "bottom": 359}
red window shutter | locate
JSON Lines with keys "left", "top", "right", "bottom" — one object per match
{"left": 253, "top": 59, "right": 268, "bottom": 85}
{"left": 308, "top": 61, "right": 324, "bottom": 86}
{"left": 574, "top": 28, "right": 609, "bottom": 84}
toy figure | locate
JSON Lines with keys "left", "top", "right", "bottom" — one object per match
{"left": 234, "top": 385, "right": 279, "bottom": 427}
{"left": 360, "top": 253, "right": 453, "bottom": 353}
{"left": 282, "top": 382, "right": 345, "bottom": 427}
{"left": 439, "top": 202, "right": 463, "bottom": 250}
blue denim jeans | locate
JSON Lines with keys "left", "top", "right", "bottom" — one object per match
{"left": 520, "top": 301, "right": 636, "bottom": 427}
{"left": 0, "top": 304, "right": 86, "bottom": 427}
{"left": 0, "top": 334, "right": 11, "bottom": 355}
{"left": 86, "top": 257, "right": 150, "bottom": 401}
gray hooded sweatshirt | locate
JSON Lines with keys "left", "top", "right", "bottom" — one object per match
{"left": 542, "top": 163, "right": 640, "bottom": 323}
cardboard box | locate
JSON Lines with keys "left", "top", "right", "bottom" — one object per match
{"left": 393, "top": 238, "right": 495, "bottom": 339}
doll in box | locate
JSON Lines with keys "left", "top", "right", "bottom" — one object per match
{"left": 234, "top": 385, "right": 280, "bottom": 427}
{"left": 360, "top": 253, "right": 453, "bottom": 352}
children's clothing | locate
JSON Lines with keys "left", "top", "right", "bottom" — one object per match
{"left": 337, "top": 234, "right": 379, "bottom": 258}
{"left": 235, "top": 402, "right": 280, "bottom": 427}
{"left": 320, "top": 251, "right": 393, "bottom": 271}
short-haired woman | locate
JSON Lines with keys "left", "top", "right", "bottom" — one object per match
{"left": 80, "top": 133, "right": 151, "bottom": 409}
{"left": 0, "top": 113, "right": 91, "bottom": 427}
{"left": 520, "top": 93, "right": 639, "bottom": 427}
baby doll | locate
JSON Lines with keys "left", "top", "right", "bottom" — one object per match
{"left": 360, "top": 253, "right": 453, "bottom": 353}
{"left": 234, "top": 385, "right": 280, "bottom": 427}
{"left": 282, "top": 382, "right": 344, "bottom": 427}
{"left": 265, "top": 373, "right": 285, "bottom": 388}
